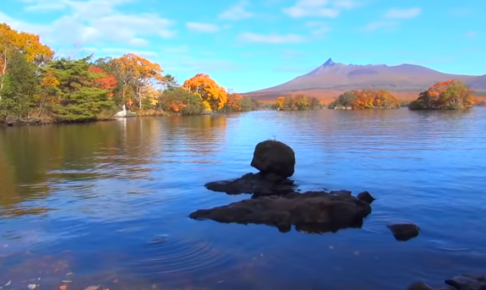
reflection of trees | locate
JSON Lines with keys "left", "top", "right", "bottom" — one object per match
{"left": 0, "top": 119, "right": 168, "bottom": 217}
{"left": 162, "top": 115, "right": 228, "bottom": 160}
{"left": 0, "top": 116, "right": 228, "bottom": 218}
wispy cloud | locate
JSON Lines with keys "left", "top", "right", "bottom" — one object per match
{"left": 283, "top": 0, "right": 357, "bottom": 18}
{"left": 283, "top": 0, "right": 339, "bottom": 18}
{"left": 384, "top": 7, "right": 421, "bottom": 19}
{"left": 238, "top": 32, "right": 305, "bottom": 44}
{"left": 465, "top": 31, "right": 477, "bottom": 38}
{"left": 218, "top": 1, "right": 254, "bottom": 20}
{"left": 80, "top": 46, "right": 159, "bottom": 58}
{"left": 186, "top": 22, "right": 220, "bottom": 33}
{"left": 306, "top": 21, "right": 331, "bottom": 36}
{"left": 361, "top": 20, "right": 398, "bottom": 32}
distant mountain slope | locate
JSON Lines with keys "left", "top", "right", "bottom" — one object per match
{"left": 250, "top": 59, "right": 486, "bottom": 93}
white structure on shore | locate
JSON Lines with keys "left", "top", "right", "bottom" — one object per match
{"left": 114, "top": 104, "right": 127, "bottom": 117}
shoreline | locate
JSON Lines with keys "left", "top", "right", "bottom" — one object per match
{"left": 2, "top": 106, "right": 484, "bottom": 127}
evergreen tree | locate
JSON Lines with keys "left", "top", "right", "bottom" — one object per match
{"left": 44, "top": 56, "right": 116, "bottom": 122}
{"left": 0, "top": 50, "right": 38, "bottom": 121}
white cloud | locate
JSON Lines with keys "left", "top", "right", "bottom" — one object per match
{"left": 186, "top": 22, "right": 220, "bottom": 33}
{"left": 238, "top": 32, "right": 305, "bottom": 44}
{"left": 384, "top": 8, "right": 421, "bottom": 19}
{"left": 333, "top": 0, "right": 358, "bottom": 9}
{"left": 465, "top": 31, "right": 477, "bottom": 38}
{"left": 79, "top": 47, "right": 159, "bottom": 58}
{"left": 283, "top": 0, "right": 356, "bottom": 18}
{"left": 361, "top": 20, "right": 398, "bottom": 32}
{"left": 306, "top": 21, "right": 331, "bottom": 35}
{"left": 163, "top": 45, "right": 189, "bottom": 54}
{"left": 218, "top": 1, "right": 254, "bottom": 20}
{"left": 1, "top": 0, "right": 176, "bottom": 48}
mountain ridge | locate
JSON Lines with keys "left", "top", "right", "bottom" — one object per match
{"left": 248, "top": 59, "right": 486, "bottom": 94}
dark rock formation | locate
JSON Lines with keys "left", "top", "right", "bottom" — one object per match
{"left": 357, "top": 191, "right": 375, "bottom": 204}
{"left": 189, "top": 190, "right": 372, "bottom": 233}
{"left": 204, "top": 172, "right": 295, "bottom": 196}
{"left": 250, "top": 140, "right": 295, "bottom": 179}
{"left": 387, "top": 223, "right": 420, "bottom": 241}
{"left": 407, "top": 273, "right": 486, "bottom": 290}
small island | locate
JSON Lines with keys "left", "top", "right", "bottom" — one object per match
{"left": 327, "top": 89, "right": 401, "bottom": 110}
{"left": 409, "top": 80, "right": 475, "bottom": 110}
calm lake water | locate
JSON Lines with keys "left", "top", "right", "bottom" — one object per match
{"left": 1, "top": 108, "right": 485, "bottom": 290}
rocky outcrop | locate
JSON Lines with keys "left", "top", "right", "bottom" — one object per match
{"left": 407, "top": 273, "right": 486, "bottom": 290}
{"left": 204, "top": 172, "right": 296, "bottom": 196}
{"left": 189, "top": 190, "right": 372, "bottom": 233}
{"left": 387, "top": 223, "right": 420, "bottom": 241}
{"left": 191, "top": 139, "right": 376, "bottom": 233}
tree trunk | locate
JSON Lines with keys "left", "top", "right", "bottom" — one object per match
{"left": 0, "top": 49, "right": 7, "bottom": 102}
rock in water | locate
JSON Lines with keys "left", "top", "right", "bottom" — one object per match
{"left": 445, "top": 273, "right": 486, "bottom": 290}
{"left": 408, "top": 273, "right": 486, "bottom": 290}
{"left": 204, "top": 172, "right": 295, "bottom": 196}
{"left": 387, "top": 223, "right": 420, "bottom": 241}
{"left": 357, "top": 191, "right": 376, "bottom": 204}
{"left": 189, "top": 191, "right": 372, "bottom": 233}
{"left": 250, "top": 140, "right": 296, "bottom": 179}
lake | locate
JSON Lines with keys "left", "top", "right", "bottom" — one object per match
{"left": 1, "top": 108, "right": 485, "bottom": 290}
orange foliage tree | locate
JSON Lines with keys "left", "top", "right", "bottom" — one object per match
{"left": 0, "top": 23, "right": 54, "bottom": 101}
{"left": 89, "top": 66, "right": 117, "bottom": 93}
{"left": 274, "top": 94, "right": 321, "bottom": 110}
{"left": 222, "top": 93, "right": 260, "bottom": 112}
{"left": 409, "top": 80, "right": 475, "bottom": 110}
{"left": 182, "top": 73, "right": 227, "bottom": 112}
{"left": 112, "top": 53, "right": 165, "bottom": 109}
{"left": 329, "top": 89, "right": 400, "bottom": 109}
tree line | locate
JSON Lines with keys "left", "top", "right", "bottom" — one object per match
{"left": 0, "top": 23, "right": 260, "bottom": 125}
{"left": 276, "top": 80, "right": 477, "bottom": 111}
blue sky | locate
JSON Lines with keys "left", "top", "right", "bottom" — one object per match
{"left": 0, "top": 0, "right": 485, "bottom": 93}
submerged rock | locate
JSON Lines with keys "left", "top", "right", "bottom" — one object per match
{"left": 204, "top": 172, "right": 295, "bottom": 196}
{"left": 387, "top": 223, "right": 420, "bottom": 241}
{"left": 407, "top": 273, "right": 486, "bottom": 290}
{"left": 250, "top": 140, "right": 296, "bottom": 179}
{"left": 189, "top": 190, "right": 372, "bottom": 233}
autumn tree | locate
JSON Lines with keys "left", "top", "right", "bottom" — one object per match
{"left": 222, "top": 93, "right": 260, "bottom": 112}
{"left": 328, "top": 89, "right": 400, "bottom": 109}
{"left": 160, "top": 87, "right": 205, "bottom": 115}
{"left": 182, "top": 73, "right": 227, "bottom": 112}
{"left": 274, "top": 94, "right": 321, "bottom": 111}
{"left": 0, "top": 23, "right": 54, "bottom": 101}
{"left": 111, "top": 53, "right": 165, "bottom": 109}
{"left": 409, "top": 80, "right": 475, "bottom": 110}
{"left": 89, "top": 66, "right": 117, "bottom": 92}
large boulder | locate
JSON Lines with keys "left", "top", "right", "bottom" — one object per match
{"left": 250, "top": 140, "right": 295, "bottom": 179}
{"left": 189, "top": 190, "right": 372, "bottom": 233}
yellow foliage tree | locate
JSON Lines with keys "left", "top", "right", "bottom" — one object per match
{"left": 140, "top": 86, "right": 160, "bottom": 107}
{"left": 112, "top": 53, "right": 165, "bottom": 109}
{"left": 182, "top": 73, "right": 227, "bottom": 111}
{"left": 0, "top": 23, "right": 54, "bottom": 101}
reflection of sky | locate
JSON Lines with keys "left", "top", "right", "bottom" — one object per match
{"left": 1, "top": 109, "right": 486, "bottom": 289}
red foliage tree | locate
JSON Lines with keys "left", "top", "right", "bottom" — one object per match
{"left": 89, "top": 66, "right": 118, "bottom": 94}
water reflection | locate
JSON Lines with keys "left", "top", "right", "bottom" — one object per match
{"left": 0, "top": 108, "right": 485, "bottom": 290}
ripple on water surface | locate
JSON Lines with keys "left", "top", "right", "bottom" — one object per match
{"left": 118, "top": 234, "right": 239, "bottom": 286}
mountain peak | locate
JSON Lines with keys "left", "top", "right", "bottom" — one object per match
{"left": 323, "top": 58, "right": 335, "bottom": 66}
